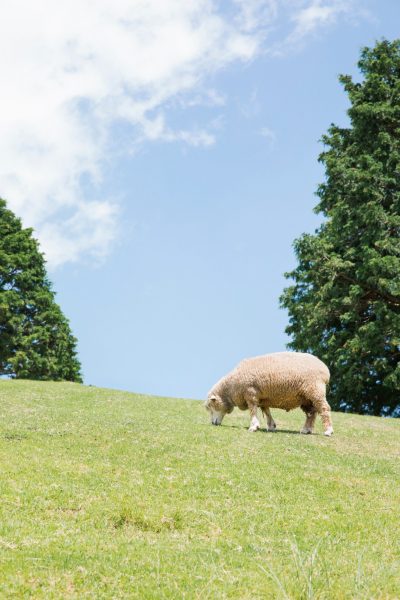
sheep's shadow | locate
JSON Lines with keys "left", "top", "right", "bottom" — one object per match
{"left": 226, "top": 425, "right": 301, "bottom": 435}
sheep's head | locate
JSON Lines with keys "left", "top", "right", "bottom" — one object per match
{"left": 205, "top": 393, "right": 233, "bottom": 425}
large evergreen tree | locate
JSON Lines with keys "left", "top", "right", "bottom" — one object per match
{"left": 281, "top": 39, "right": 400, "bottom": 416}
{"left": 0, "top": 199, "right": 82, "bottom": 382}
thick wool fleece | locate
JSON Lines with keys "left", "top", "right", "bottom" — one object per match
{"left": 208, "top": 352, "right": 333, "bottom": 434}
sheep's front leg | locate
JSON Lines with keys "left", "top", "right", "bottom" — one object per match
{"left": 249, "top": 409, "right": 260, "bottom": 432}
{"left": 245, "top": 389, "right": 260, "bottom": 432}
{"left": 263, "top": 407, "right": 276, "bottom": 431}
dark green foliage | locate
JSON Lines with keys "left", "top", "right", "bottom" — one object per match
{"left": 281, "top": 40, "right": 400, "bottom": 416}
{"left": 0, "top": 199, "right": 82, "bottom": 382}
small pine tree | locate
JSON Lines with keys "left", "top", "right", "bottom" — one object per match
{"left": 0, "top": 198, "right": 82, "bottom": 382}
{"left": 280, "top": 39, "right": 400, "bottom": 416}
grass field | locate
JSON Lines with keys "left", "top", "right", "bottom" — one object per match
{"left": 0, "top": 380, "right": 399, "bottom": 599}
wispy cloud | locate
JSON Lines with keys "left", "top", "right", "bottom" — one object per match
{"left": 0, "top": 0, "right": 359, "bottom": 268}
{"left": 280, "top": 0, "right": 356, "bottom": 52}
{"left": 260, "top": 126, "right": 276, "bottom": 147}
{"left": 233, "top": 0, "right": 279, "bottom": 32}
{"left": 240, "top": 88, "right": 261, "bottom": 119}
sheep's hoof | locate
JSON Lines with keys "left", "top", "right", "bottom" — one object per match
{"left": 248, "top": 425, "right": 259, "bottom": 432}
{"left": 300, "top": 428, "right": 312, "bottom": 434}
{"left": 324, "top": 427, "right": 334, "bottom": 437}
{"left": 268, "top": 424, "right": 277, "bottom": 431}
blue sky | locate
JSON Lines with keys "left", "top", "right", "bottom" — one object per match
{"left": 1, "top": 1, "right": 399, "bottom": 398}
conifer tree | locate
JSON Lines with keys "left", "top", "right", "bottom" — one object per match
{"left": 281, "top": 39, "right": 400, "bottom": 416}
{"left": 0, "top": 199, "right": 82, "bottom": 382}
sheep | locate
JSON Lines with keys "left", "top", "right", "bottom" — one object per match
{"left": 205, "top": 352, "right": 333, "bottom": 436}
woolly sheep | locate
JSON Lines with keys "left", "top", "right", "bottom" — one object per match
{"left": 205, "top": 352, "right": 333, "bottom": 436}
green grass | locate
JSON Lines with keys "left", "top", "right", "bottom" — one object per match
{"left": 0, "top": 380, "right": 399, "bottom": 599}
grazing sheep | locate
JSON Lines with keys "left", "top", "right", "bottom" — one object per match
{"left": 205, "top": 352, "right": 333, "bottom": 436}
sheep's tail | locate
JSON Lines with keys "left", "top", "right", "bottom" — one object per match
{"left": 323, "top": 364, "right": 331, "bottom": 386}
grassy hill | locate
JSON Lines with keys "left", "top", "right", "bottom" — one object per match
{"left": 0, "top": 380, "right": 399, "bottom": 599}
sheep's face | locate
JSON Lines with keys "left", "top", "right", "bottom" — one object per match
{"left": 205, "top": 394, "right": 230, "bottom": 425}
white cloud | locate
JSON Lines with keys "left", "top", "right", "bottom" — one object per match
{"left": 241, "top": 88, "right": 261, "bottom": 119}
{"left": 283, "top": 0, "right": 355, "bottom": 51}
{"left": 233, "top": 0, "right": 279, "bottom": 32}
{"left": 260, "top": 126, "right": 276, "bottom": 146}
{"left": 0, "top": 0, "right": 357, "bottom": 268}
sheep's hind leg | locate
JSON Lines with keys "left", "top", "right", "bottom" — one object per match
{"left": 320, "top": 400, "right": 334, "bottom": 436}
{"left": 300, "top": 405, "right": 317, "bottom": 434}
{"left": 308, "top": 387, "right": 334, "bottom": 436}
{"left": 263, "top": 407, "right": 276, "bottom": 431}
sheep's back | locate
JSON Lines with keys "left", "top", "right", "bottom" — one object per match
{"left": 233, "top": 352, "right": 329, "bottom": 408}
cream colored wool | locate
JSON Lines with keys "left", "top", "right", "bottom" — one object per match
{"left": 205, "top": 352, "right": 333, "bottom": 436}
